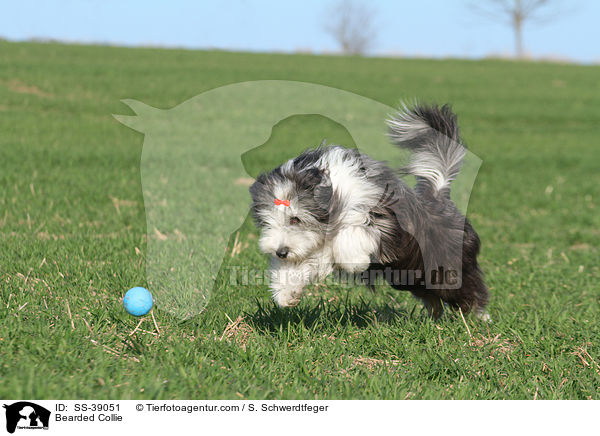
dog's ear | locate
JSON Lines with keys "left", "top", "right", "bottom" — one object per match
{"left": 300, "top": 168, "right": 333, "bottom": 223}
{"left": 314, "top": 171, "right": 332, "bottom": 205}
{"left": 298, "top": 167, "right": 322, "bottom": 188}
{"left": 249, "top": 173, "right": 270, "bottom": 227}
{"left": 249, "top": 173, "right": 267, "bottom": 201}
{"left": 296, "top": 166, "right": 332, "bottom": 203}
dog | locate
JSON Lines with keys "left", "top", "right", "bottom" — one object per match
{"left": 249, "top": 103, "right": 489, "bottom": 319}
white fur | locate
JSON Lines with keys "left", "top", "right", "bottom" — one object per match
{"left": 406, "top": 147, "right": 465, "bottom": 192}
{"left": 318, "top": 147, "right": 383, "bottom": 220}
{"left": 332, "top": 225, "right": 377, "bottom": 272}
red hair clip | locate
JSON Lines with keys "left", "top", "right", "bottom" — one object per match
{"left": 274, "top": 198, "right": 290, "bottom": 206}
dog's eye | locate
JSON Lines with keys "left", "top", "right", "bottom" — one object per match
{"left": 289, "top": 217, "right": 301, "bottom": 225}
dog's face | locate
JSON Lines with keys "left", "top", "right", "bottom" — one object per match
{"left": 249, "top": 159, "right": 334, "bottom": 263}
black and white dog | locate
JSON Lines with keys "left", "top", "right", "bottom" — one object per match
{"left": 249, "top": 103, "right": 489, "bottom": 319}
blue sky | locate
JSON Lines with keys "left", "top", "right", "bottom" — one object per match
{"left": 1, "top": 0, "right": 598, "bottom": 63}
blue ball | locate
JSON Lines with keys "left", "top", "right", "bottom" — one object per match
{"left": 123, "top": 287, "right": 153, "bottom": 316}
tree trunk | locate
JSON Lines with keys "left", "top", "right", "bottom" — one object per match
{"left": 514, "top": 16, "right": 524, "bottom": 58}
{"left": 513, "top": 0, "right": 524, "bottom": 59}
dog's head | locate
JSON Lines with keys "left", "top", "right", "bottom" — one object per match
{"left": 249, "top": 153, "right": 335, "bottom": 262}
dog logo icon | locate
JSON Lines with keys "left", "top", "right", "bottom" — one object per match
{"left": 2, "top": 402, "right": 50, "bottom": 434}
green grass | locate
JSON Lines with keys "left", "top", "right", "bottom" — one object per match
{"left": 1, "top": 41, "right": 599, "bottom": 399}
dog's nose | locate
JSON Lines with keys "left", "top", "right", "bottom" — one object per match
{"left": 276, "top": 247, "right": 289, "bottom": 259}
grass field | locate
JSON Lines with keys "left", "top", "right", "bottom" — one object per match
{"left": 1, "top": 41, "right": 599, "bottom": 400}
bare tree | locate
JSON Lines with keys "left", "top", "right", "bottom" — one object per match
{"left": 324, "top": 0, "right": 377, "bottom": 55}
{"left": 470, "top": 0, "right": 564, "bottom": 59}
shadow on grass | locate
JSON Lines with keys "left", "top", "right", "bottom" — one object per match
{"left": 246, "top": 295, "right": 415, "bottom": 334}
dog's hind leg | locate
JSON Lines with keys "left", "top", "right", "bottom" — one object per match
{"left": 411, "top": 290, "right": 444, "bottom": 319}
{"left": 423, "top": 294, "right": 444, "bottom": 319}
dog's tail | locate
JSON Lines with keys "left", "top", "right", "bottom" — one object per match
{"left": 387, "top": 102, "right": 466, "bottom": 198}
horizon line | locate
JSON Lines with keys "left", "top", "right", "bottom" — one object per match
{"left": 2, "top": 36, "right": 598, "bottom": 66}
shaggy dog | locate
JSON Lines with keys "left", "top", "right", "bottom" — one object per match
{"left": 249, "top": 103, "right": 489, "bottom": 319}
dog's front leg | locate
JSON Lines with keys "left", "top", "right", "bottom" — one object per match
{"left": 269, "top": 258, "right": 312, "bottom": 307}
{"left": 333, "top": 225, "right": 378, "bottom": 273}
{"left": 268, "top": 255, "right": 332, "bottom": 308}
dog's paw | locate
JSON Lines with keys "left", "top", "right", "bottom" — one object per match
{"left": 475, "top": 310, "right": 492, "bottom": 323}
{"left": 272, "top": 289, "right": 302, "bottom": 308}
{"left": 336, "top": 254, "right": 371, "bottom": 273}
